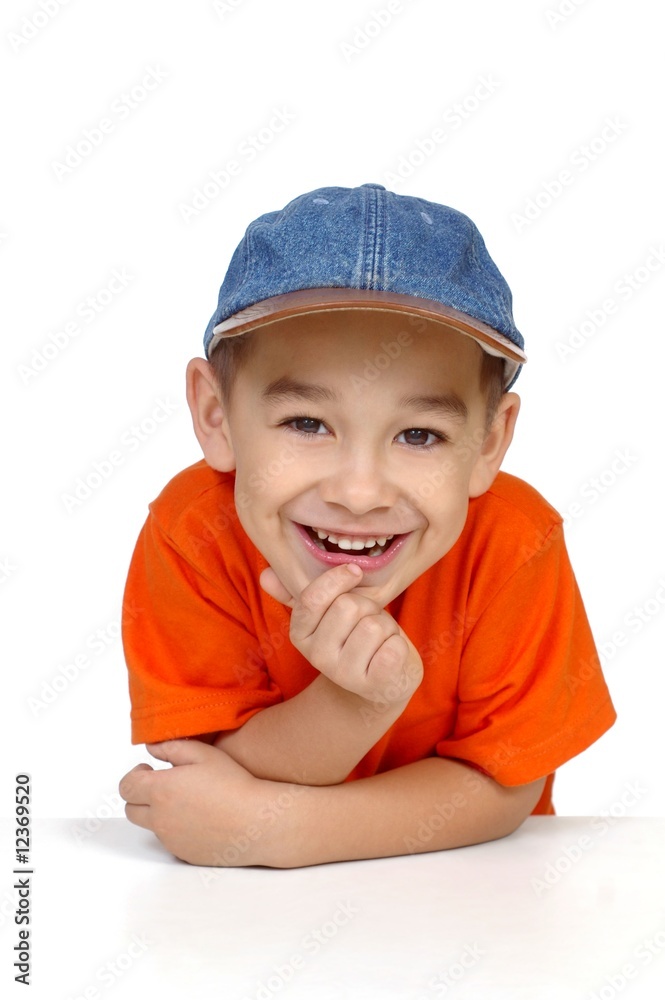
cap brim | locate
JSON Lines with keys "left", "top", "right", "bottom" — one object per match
{"left": 208, "top": 287, "right": 526, "bottom": 385}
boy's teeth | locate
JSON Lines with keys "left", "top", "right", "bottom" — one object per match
{"left": 314, "top": 528, "right": 393, "bottom": 550}
{"left": 306, "top": 525, "right": 396, "bottom": 556}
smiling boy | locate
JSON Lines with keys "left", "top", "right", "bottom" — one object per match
{"left": 119, "top": 184, "right": 616, "bottom": 867}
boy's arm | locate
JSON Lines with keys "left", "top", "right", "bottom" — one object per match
{"left": 267, "top": 757, "right": 547, "bottom": 868}
{"left": 213, "top": 671, "right": 411, "bottom": 785}
{"left": 208, "top": 562, "right": 424, "bottom": 785}
{"left": 120, "top": 740, "right": 546, "bottom": 867}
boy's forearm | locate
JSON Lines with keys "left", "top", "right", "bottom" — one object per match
{"left": 260, "top": 757, "right": 546, "bottom": 868}
{"left": 213, "top": 674, "right": 410, "bottom": 784}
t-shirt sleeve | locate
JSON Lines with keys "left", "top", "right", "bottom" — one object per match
{"left": 434, "top": 523, "right": 616, "bottom": 785}
{"left": 122, "top": 510, "right": 282, "bottom": 744}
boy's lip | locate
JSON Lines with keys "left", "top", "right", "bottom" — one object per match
{"left": 292, "top": 521, "right": 412, "bottom": 572}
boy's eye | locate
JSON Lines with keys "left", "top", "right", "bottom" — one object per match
{"left": 289, "top": 417, "right": 327, "bottom": 434}
{"left": 281, "top": 418, "right": 445, "bottom": 448}
{"left": 397, "top": 428, "right": 443, "bottom": 447}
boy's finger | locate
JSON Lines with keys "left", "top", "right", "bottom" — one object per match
{"left": 338, "top": 612, "right": 400, "bottom": 667}
{"left": 259, "top": 566, "right": 296, "bottom": 607}
{"left": 124, "top": 803, "right": 153, "bottom": 830}
{"left": 118, "top": 763, "right": 154, "bottom": 803}
{"left": 291, "top": 563, "right": 363, "bottom": 641}
{"left": 146, "top": 739, "right": 208, "bottom": 767}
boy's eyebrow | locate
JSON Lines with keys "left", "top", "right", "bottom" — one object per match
{"left": 260, "top": 376, "right": 468, "bottom": 422}
{"left": 398, "top": 392, "right": 468, "bottom": 423}
{"left": 260, "top": 376, "right": 337, "bottom": 405}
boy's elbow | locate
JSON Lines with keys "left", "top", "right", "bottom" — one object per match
{"left": 495, "top": 775, "right": 547, "bottom": 838}
{"left": 455, "top": 773, "right": 547, "bottom": 850}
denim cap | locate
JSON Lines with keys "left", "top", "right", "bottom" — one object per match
{"left": 204, "top": 183, "right": 526, "bottom": 388}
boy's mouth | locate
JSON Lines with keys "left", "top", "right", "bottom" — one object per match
{"left": 293, "top": 521, "right": 413, "bottom": 573}
{"left": 300, "top": 524, "right": 397, "bottom": 558}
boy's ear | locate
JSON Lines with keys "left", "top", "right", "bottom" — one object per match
{"left": 468, "top": 392, "right": 520, "bottom": 498}
{"left": 185, "top": 358, "right": 236, "bottom": 471}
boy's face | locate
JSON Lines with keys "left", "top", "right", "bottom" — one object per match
{"left": 211, "top": 311, "right": 514, "bottom": 609}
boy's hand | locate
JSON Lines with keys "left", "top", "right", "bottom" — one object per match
{"left": 260, "top": 563, "right": 423, "bottom": 705}
{"left": 119, "top": 740, "right": 277, "bottom": 867}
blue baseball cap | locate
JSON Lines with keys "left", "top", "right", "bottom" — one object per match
{"left": 204, "top": 183, "right": 526, "bottom": 388}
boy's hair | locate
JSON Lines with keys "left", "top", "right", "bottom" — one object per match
{"left": 209, "top": 333, "right": 256, "bottom": 406}
{"left": 209, "top": 332, "right": 506, "bottom": 433}
{"left": 479, "top": 352, "right": 506, "bottom": 432}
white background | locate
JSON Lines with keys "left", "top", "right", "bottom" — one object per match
{"left": 2, "top": 0, "right": 662, "bottom": 823}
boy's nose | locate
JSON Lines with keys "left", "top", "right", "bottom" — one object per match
{"left": 317, "top": 454, "right": 399, "bottom": 516}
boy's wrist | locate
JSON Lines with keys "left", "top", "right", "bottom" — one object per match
{"left": 316, "top": 671, "right": 412, "bottom": 714}
{"left": 310, "top": 674, "right": 414, "bottom": 757}
{"left": 249, "top": 778, "right": 311, "bottom": 868}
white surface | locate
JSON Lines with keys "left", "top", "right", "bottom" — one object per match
{"left": 3, "top": 817, "right": 665, "bottom": 998}
{"left": 2, "top": 0, "right": 663, "bottom": 818}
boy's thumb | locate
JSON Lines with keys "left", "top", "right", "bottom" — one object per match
{"left": 259, "top": 566, "right": 295, "bottom": 608}
{"left": 146, "top": 739, "right": 207, "bottom": 767}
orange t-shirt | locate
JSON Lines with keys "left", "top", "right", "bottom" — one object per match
{"left": 122, "top": 460, "right": 616, "bottom": 815}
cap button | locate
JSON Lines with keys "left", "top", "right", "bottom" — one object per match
{"left": 360, "top": 183, "right": 386, "bottom": 190}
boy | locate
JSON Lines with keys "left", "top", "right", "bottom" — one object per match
{"left": 119, "top": 183, "right": 616, "bottom": 867}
